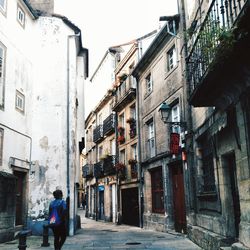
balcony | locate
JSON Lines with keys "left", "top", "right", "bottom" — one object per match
{"left": 82, "top": 164, "right": 93, "bottom": 179}
{"left": 127, "top": 118, "right": 137, "bottom": 139}
{"left": 103, "top": 114, "right": 115, "bottom": 136}
{"left": 103, "top": 155, "right": 117, "bottom": 176}
{"left": 93, "top": 161, "right": 104, "bottom": 178}
{"left": 113, "top": 75, "right": 136, "bottom": 112}
{"left": 93, "top": 125, "right": 103, "bottom": 143}
{"left": 187, "top": 0, "right": 249, "bottom": 107}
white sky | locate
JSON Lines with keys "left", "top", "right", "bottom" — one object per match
{"left": 54, "top": 0, "right": 178, "bottom": 116}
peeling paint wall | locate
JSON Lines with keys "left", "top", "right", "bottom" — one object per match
{"left": 1, "top": 0, "right": 85, "bottom": 238}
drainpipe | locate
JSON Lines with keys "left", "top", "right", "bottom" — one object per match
{"left": 135, "top": 41, "right": 144, "bottom": 228}
{"left": 67, "top": 32, "right": 80, "bottom": 236}
{"left": 93, "top": 112, "right": 98, "bottom": 221}
{"left": 178, "top": 0, "right": 197, "bottom": 216}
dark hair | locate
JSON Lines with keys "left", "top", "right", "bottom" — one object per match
{"left": 53, "top": 190, "right": 63, "bottom": 199}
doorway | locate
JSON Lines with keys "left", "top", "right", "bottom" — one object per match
{"left": 14, "top": 170, "right": 26, "bottom": 226}
{"left": 121, "top": 187, "right": 139, "bottom": 226}
{"left": 223, "top": 153, "right": 241, "bottom": 239}
{"left": 99, "top": 189, "right": 105, "bottom": 220}
{"left": 171, "top": 164, "right": 187, "bottom": 233}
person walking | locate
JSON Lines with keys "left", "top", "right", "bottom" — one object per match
{"left": 48, "top": 189, "right": 67, "bottom": 250}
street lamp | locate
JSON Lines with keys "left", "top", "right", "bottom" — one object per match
{"left": 158, "top": 102, "right": 187, "bottom": 128}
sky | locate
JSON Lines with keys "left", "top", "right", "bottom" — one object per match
{"left": 54, "top": 0, "right": 178, "bottom": 115}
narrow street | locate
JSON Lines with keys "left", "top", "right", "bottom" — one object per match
{"left": 0, "top": 209, "right": 201, "bottom": 250}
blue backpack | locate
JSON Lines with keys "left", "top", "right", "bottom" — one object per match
{"left": 49, "top": 200, "right": 64, "bottom": 227}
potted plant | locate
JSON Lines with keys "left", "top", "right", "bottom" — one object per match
{"left": 115, "top": 162, "right": 125, "bottom": 171}
{"left": 117, "top": 126, "right": 125, "bottom": 133}
{"left": 117, "top": 135, "right": 125, "bottom": 144}
{"left": 128, "top": 159, "right": 137, "bottom": 165}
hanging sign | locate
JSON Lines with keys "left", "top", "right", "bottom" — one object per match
{"left": 170, "top": 132, "right": 180, "bottom": 155}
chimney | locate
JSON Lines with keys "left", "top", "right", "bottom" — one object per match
{"left": 28, "top": 0, "right": 54, "bottom": 14}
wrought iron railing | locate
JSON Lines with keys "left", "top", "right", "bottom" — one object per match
{"left": 82, "top": 164, "right": 93, "bottom": 178}
{"left": 130, "top": 163, "right": 138, "bottom": 179}
{"left": 115, "top": 75, "right": 136, "bottom": 104}
{"left": 103, "top": 155, "right": 117, "bottom": 175}
{"left": 93, "top": 161, "right": 104, "bottom": 178}
{"left": 103, "top": 114, "right": 115, "bottom": 135}
{"left": 187, "top": 0, "right": 247, "bottom": 93}
{"left": 93, "top": 125, "right": 103, "bottom": 143}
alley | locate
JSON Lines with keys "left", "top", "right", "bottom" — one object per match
{"left": 0, "top": 209, "right": 201, "bottom": 250}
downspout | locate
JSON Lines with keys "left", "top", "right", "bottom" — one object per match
{"left": 67, "top": 32, "right": 80, "bottom": 236}
{"left": 93, "top": 112, "right": 98, "bottom": 221}
{"left": 135, "top": 41, "right": 144, "bottom": 228}
{"left": 178, "top": 0, "right": 197, "bottom": 216}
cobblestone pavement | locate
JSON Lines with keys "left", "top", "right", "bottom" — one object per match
{"left": 0, "top": 209, "right": 202, "bottom": 250}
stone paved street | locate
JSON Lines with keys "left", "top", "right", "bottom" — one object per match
{"left": 0, "top": 209, "right": 201, "bottom": 250}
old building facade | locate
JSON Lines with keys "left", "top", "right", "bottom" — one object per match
{"left": 184, "top": 0, "right": 250, "bottom": 249}
{"left": 113, "top": 43, "right": 140, "bottom": 227}
{"left": 132, "top": 18, "right": 188, "bottom": 233}
{"left": 84, "top": 48, "right": 118, "bottom": 222}
{"left": 0, "top": 0, "right": 88, "bottom": 241}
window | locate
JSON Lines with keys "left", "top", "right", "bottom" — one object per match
{"left": 129, "top": 63, "right": 136, "bottom": 88}
{"left": 171, "top": 103, "right": 180, "bottom": 133}
{"left": 0, "top": 43, "right": 6, "bottom": 109}
{"left": 120, "top": 149, "right": 125, "bottom": 164}
{"left": 145, "top": 73, "right": 152, "bottom": 94}
{"left": 167, "top": 46, "right": 177, "bottom": 71}
{"left": 151, "top": 167, "right": 164, "bottom": 213}
{"left": 199, "top": 136, "right": 216, "bottom": 193}
{"left": 17, "top": 5, "right": 25, "bottom": 27}
{"left": 119, "top": 113, "right": 125, "bottom": 128}
{"left": 98, "top": 113, "right": 103, "bottom": 125}
{"left": 98, "top": 146, "right": 103, "bottom": 161}
{"left": 0, "top": 128, "right": 3, "bottom": 166}
{"left": 109, "top": 101, "right": 113, "bottom": 114}
{"left": 0, "top": 0, "right": 6, "bottom": 14}
{"left": 130, "top": 104, "right": 136, "bottom": 120}
{"left": 131, "top": 143, "right": 137, "bottom": 160}
{"left": 15, "top": 90, "right": 25, "bottom": 113}
{"left": 147, "top": 120, "right": 155, "bottom": 158}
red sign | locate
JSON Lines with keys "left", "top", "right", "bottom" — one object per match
{"left": 170, "top": 133, "right": 180, "bottom": 155}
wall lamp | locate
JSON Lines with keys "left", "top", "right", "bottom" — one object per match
{"left": 158, "top": 102, "right": 187, "bottom": 127}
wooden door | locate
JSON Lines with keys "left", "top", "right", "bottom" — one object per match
{"left": 172, "top": 164, "right": 187, "bottom": 233}
{"left": 14, "top": 171, "right": 26, "bottom": 226}
{"left": 121, "top": 187, "right": 139, "bottom": 226}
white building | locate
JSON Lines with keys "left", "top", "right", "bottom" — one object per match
{"left": 0, "top": 0, "right": 88, "bottom": 241}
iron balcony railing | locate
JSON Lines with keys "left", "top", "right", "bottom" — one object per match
{"left": 103, "top": 114, "right": 115, "bottom": 135}
{"left": 93, "top": 161, "right": 104, "bottom": 178}
{"left": 93, "top": 125, "right": 103, "bottom": 143}
{"left": 82, "top": 164, "right": 93, "bottom": 178}
{"left": 113, "top": 75, "right": 136, "bottom": 111}
{"left": 187, "top": 0, "right": 247, "bottom": 94}
{"left": 103, "top": 155, "right": 117, "bottom": 176}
